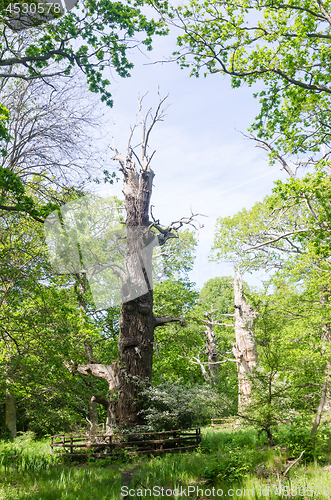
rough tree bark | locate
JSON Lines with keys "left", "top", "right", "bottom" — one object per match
{"left": 198, "top": 309, "right": 234, "bottom": 384}
{"left": 88, "top": 397, "right": 99, "bottom": 434}
{"left": 311, "top": 287, "right": 331, "bottom": 435}
{"left": 203, "top": 312, "right": 219, "bottom": 383}
{"left": 76, "top": 95, "right": 199, "bottom": 428}
{"left": 232, "top": 270, "right": 258, "bottom": 412}
{"left": 5, "top": 389, "right": 16, "bottom": 439}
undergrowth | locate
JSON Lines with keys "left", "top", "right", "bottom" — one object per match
{"left": 0, "top": 426, "right": 331, "bottom": 499}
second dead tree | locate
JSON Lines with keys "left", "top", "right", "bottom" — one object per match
{"left": 311, "top": 286, "right": 331, "bottom": 435}
{"left": 192, "top": 270, "right": 258, "bottom": 412}
{"left": 232, "top": 270, "right": 258, "bottom": 413}
{"left": 193, "top": 308, "right": 234, "bottom": 384}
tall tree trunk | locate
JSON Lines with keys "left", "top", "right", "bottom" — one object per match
{"left": 112, "top": 147, "right": 156, "bottom": 425}
{"left": 116, "top": 292, "right": 155, "bottom": 424}
{"left": 311, "top": 287, "right": 331, "bottom": 435}
{"left": 203, "top": 315, "right": 219, "bottom": 384}
{"left": 311, "top": 375, "right": 329, "bottom": 435}
{"left": 232, "top": 270, "right": 258, "bottom": 413}
{"left": 77, "top": 96, "right": 189, "bottom": 428}
{"left": 5, "top": 390, "right": 16, "bottom": 439}
{"left": 88, "top": 397, "right": 99, "bottom": 434}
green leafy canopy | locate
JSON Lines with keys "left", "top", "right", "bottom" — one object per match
{"left": 174, "top": 0, "right": 331, "bottom": 159}
{"left": 0, "top": 0, "right": 168, "bottom": 106}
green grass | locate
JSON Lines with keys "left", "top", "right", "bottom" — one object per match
{"left": 1, "top": 427, "right": 331, "bottom": 499}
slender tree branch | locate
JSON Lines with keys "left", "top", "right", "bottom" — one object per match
{"left": 243, "top": 229, "right": 309, "bottom": 251}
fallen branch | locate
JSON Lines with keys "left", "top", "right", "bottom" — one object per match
{"left": 283, "top": 450, "right": 305, "bottom": 478}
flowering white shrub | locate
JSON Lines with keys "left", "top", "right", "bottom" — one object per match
{"left": 139, "top": 380, "right": 230, "bottom": 430}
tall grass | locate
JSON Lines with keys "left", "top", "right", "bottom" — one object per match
{"left": 0, "top": 428, "right": 331, "bottom": 499}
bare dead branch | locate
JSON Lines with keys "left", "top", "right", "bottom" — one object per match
{"left": 140, "top": 91, "right": 169, "bottom": 164}
{"left": 189, "top": 354, "right": 212, "bottom": 383}
{"left": 210, "top": 358, "right": 238, "bottom": 364}
{"left": 154, "top": 316, "right": 185, "bottom": 327}
{"left": 150, "top": 205, "right": 207, "bottom": 245}
{"left": 201, "top": 318, "right": 234, "bottom": 327}
{"left": 77, "top": 363, "right": 118, "bottom": 391}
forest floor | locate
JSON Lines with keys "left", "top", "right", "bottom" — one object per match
{"left": 0, "top": 425, "right": 331, "bottom": 499}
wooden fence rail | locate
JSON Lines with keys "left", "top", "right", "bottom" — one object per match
{"left": 50, "top": 427, "right": 201, "bottom": 459}
{"left": 211, "top": 418, "right": 235, "bottom": 431}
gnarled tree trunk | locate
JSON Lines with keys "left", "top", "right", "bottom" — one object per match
{"left": 204, "top": 317, "right": 219, "bottom": 383}
{"left": 76, "top": 96, "right": 195, "bottom": 428}
{"left": 232, "top": 270, "right": 258, "bottom": 413}
{"left": 114, "top": 159, "right": 156, "bottom": 424}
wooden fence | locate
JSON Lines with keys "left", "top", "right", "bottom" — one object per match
{"left": 50, "top": 427, "right": 201, "bottom": 458}
{"left": 211, "top": 418, "right": 235, "bottom": 431}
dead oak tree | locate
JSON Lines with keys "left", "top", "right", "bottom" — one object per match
{"left": 232, "top": 270, "right": 258, "bottom": 412}
{"left": 189, "top": 271, "right": 258, "bottom": 412}
{"left": 77, "top": 94, "right": 202, "bottom": 428}
{"left": 192, "top": 307, "right": 235, "bottom": 385}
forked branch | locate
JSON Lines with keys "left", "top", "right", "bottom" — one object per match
{"left": 109, "top": 92, "right": 170, "bottom": 191}
{"left": 138, "top": 90, "right": 169, "bottom": 165}
{"left": 150, "top": 205, "right": 206, "bottom": 245}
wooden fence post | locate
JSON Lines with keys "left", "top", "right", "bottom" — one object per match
{"left": 196, "top": 427, "right": 200, "bottom": 445}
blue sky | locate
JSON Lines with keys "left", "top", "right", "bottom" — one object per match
{"left": 94, "top": 28, "right": 290, "bottom": 291}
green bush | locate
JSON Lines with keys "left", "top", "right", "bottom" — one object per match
{"left": 202, "top": 449, "right": 256, "bottom": 484}
{"left": 139, "top": 380, "right": 230, "bottom": 431}
{"left": 274, "top": 418, "right": 331, "bottom": 462}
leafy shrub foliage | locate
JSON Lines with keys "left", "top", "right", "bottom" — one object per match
{"left": 274, "top": 418, "right": 331, "bottom": 462}
{"left": 202, "top": 449, "right": 260, "bottom": 484}
{"left": 139, "top": 380, "right": 230, "bottom": 431}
